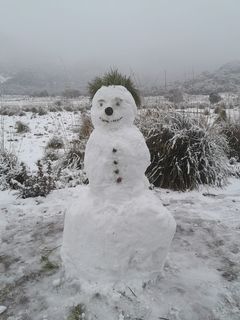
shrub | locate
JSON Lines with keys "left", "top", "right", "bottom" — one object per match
{"left": 214, "top": 105, "right": 222, "bottom": 114}
{"left": 43, "top": 149, "right": 60, "bottom": 162}
{"left": 216, "top": 109, "right": 227, "bottom": 122}
{"left": 79, "top": 112, "right": 93, "bottom": 140}
{"left": 222, "top": 122, "right": 240, "bottom": 161}
{"left": 38, "top": 107, "right": 48, "bottom": 116}
{"left": 16, "top": 161, "right": 56, "bottom": 198}
{"left": 62, "top": 89, "right": 81, "bottom": 98}
{"left": 55, "top": 100, "right": 62, "bottom": 107}
{"left": 15, "top": 121, "right": 30, "bottom": 133}
{"left": 203, "top": 109, "right": 210, "bottom": 116}
{"left": 31, "top": 90, "right": 49, "bottom": 97}
{"left": 46, "top": 136, "right": 64, "bottom": 149}
{"left": 209, "top": 93, "right": 222, "bottom": 104}
{"left": 165, "top": 89, "right": 184, "bottom": 104}
{"left": 61, "top": 140, "right": 84, "bottom": 170}
{"left": 0, "top": 150, "right": 19, "bottom": 190}
{"left": 88, "top": 69, "right": 141, "bottom": 107}
{"left": 140, "top": 111, "right": 230, "bottom": 191}
{"left": 64, "top": 105, "right": 74, "bottom": 112}
{"left": 18, "top": 111, "right": 26, "bottom": 117}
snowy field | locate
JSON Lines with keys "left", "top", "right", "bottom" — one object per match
{"left": 0, "top": 95, "right": 240, "bottom": 319}
{"left": 1, "top": 180, "right": 240, "bottom": 319}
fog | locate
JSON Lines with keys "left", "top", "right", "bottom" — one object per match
{"left": 0, "top": 0, "right": 240, "bottom": 83}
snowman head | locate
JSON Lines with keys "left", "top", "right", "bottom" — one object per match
{"left": 91, "top": 85, "right": 137, "bottom": 130}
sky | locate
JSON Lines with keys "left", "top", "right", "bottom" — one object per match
{"left": 0, "top": 0, "right": 240, "bottom": 83}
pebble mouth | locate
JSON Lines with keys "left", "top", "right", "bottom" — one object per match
{"left": 100, "top": 116, "right": 123, "bottom": 123}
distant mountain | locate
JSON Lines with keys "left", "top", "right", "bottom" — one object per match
{"left": 0, "top": 67, "right": 89, "bottom": 95}
{"left": 182, "top": 61, "right": 240, "bottom": 94}
{"left": 1, "top": 61, "right": 240, "bottom": 96}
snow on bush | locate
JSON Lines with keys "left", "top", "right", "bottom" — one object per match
{"left": 13, "top": 161, "right": 56, "bottom": 198}
{"left": 46, "top": 136, "right": 64, "bottom": 149}
{"left": 139, "top": 109, "right": 230, "bottom": 191}
{"left": 0, "top": 150, "right": 20, "bottom": 190}
{"left": 15, "top": 121, "right": 30, "bottom": 133}
{"left": 222, "top": 122, "right": 240, "bottom": 162}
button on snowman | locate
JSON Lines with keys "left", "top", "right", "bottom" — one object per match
{"left": 61, "top": 85, "right": 176, "bottom": 286}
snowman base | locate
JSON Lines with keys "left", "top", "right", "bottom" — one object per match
{"left": 61, "top": 186, "right": 176, "bottom": 286}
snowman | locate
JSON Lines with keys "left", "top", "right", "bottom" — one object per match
{"left": 61, "top": 85, "right": 176, "bottom": 287}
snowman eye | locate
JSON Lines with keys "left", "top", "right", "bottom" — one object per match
{"left": 116, "top": 101, "right": 120, "bottom": 106}
{"left": 98, "top": 100, "right": 105, "bottom": 107}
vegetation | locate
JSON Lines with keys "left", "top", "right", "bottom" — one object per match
{"left": 46, "top": 136, "right": 64, "bottom": 149}
{"left": 62, "top": 89, "right": 81, "bottom": 98}
{"left": 209, "top": 92, "right": 222, "bottom": 104}
{"left": 14, "top": 161, "right": 56, "bottom": 198}
{"left": 88, "top": 69, "right": 141, "bottom": 107}
{"left": 222, "top": 122, "right": 240, "bottom": 162}
{"left": 15, "top": 121, "right": 30, "bottom": 133}
{"left": 140, "top": 110, "right": 230, "bottom": 191}
{"left": 79, "top": 112, "right": 93, "bottom": 140}
{"left": 67, "top": 304, "right": 86, "bottom": 320}
{"left": 0, "top": 150, "right": 19, "bottom": 190}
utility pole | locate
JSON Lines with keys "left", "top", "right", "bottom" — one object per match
{"left": 192, "top": 66, "right": 195, "bottom": 81}
{"left": 164, "top": 70, "right": 167, "bottom": 91}
{"left": 0, "top": 83, "right": 4, "bottom": 152}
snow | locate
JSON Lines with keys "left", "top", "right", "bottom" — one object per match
{"left": 62, "top": 86, "right": 176, "bottom": 286}
{"left": 0, "top": 305, "right": 7, "bottom": 314}
{"left": 0, "top": 94, "right": 240, "bottom": 319}
{"left": 1, "top": 180, "right": 240, "bottom": 319}
{"left": 0, "top": 110, "right": 81, "bottom": 170}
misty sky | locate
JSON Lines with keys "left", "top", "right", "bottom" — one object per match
{"left": 0, "top": 0, "right": 240, "bottom": 82}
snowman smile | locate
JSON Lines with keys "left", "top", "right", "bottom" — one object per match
{"left": 100, "top": 116, "right": 123, "bottom": 123}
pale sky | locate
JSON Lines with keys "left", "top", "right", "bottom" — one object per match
{"left": 0, "top": 0, "right": 240, "bottom": 82}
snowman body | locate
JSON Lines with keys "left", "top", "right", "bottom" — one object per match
{"left": 61, "top": 86, "right": 176, "bottom": 285}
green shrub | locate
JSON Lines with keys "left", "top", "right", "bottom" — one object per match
{"left": 16, "top": 161, "right": 56, "bottom": 198}
{"left": 67, "top": 304, "right": 86, "bottom": 320}
{"left": 88, "top": 69, "right": 141, "bottom": 107}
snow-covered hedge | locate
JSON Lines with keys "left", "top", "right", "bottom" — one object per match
{"left": 139, "top": 110, "right": 231, "bottom": 191}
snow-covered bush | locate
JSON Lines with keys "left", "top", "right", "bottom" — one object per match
{"left": 139, "top": 110, "right": 230, "bottom": 191}
{"left": 79, "top": 112, "right": 93, "bottom": 140}
{"left": 0, "top": 150, "right": 20, "bottom": 190}
{"left": 60, "top": 140, "right": 84, "bottom": 170}
{"left": 15, "top": 161, "right": 56, "bottom": 198}
{"left": 222, "top": 122, "right": 240, "bottom": 162}
{"left": 38, "top": 106, "right": 48, "bottom": 116}
{"left": 15, "top": 121, "right": 30, "bottom": 133}
{"left": 46, "top": 136, "right": 64, "bottom": 149}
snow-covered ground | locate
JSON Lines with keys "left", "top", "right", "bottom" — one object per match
{"left": 1, "top": 111, "right": 81, "bottom": 170}
{"left": 0, "top": 95, "right": 240, "bottom": 319}
{"left": 0, "top": 180, "right": 240, "bottom": 319}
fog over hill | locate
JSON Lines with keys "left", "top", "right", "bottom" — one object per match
{"left": 182, "top": 61, "right": 240, "bottom": 94}
{"left": 1, "top": 61, "right": 240, "bottom": 96}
